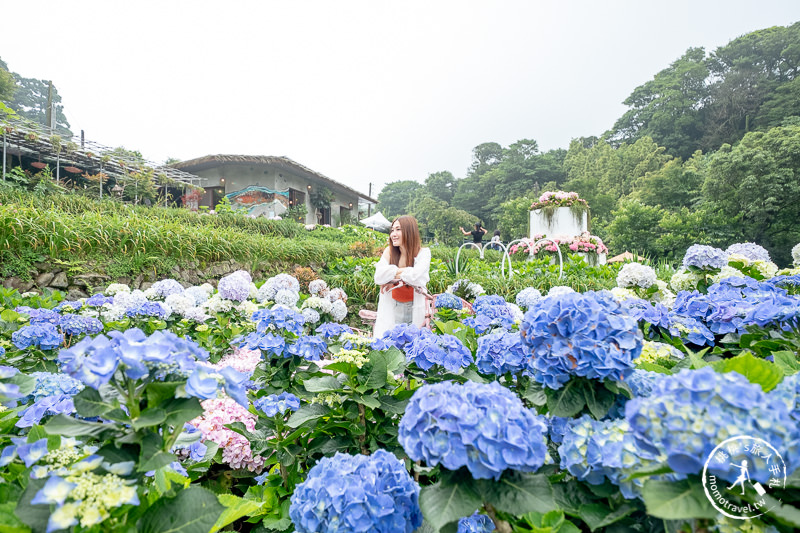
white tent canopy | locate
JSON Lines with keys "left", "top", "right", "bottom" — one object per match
{"left": 360, "top": 211, "right": 392, "bottom": 233}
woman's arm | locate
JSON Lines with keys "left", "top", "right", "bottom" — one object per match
{"left": 374, "top": 247, "right": 398, "bottom": 285}
{"left": 399, "top": 248, "right": 431, "bottom": 287}
{"left": 459, "top": 227, "right": 469, "bottom": 235}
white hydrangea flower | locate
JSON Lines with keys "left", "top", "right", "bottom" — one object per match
{"left": 199, "top": 283, "right": 215, "bottom": 294}
{"left": 105, "top": 283, "right": 131, "bottom": 296}
{"left": 792, "top": 243, "right": 800, "bottom": 266}
{"left": 101, "top": 304, "right": 126, "bottom": 322}
{"left": 183, "top": 307, "right": 210, "bottom": 322}
{"left": 303, "top": 296, "right": 333, "bottom": 315}
{"left": 727, "top": 253, "right": 751, "bottom": 266}
{"left": 236, "top": 300, "right": 259, "bottom": 318}
{"left": 256, "top": 281, "right": 277, "bottom": 303}
{"left": 752, "top": 260, "right": 778, "bottom": 279}
{"left": 506, "top": 302, "right": 524, "bottom": 322}
{"left": 651, "top": 280, "right": 676, "bottom": 308}
{"left": 331, "top": 300, "right": 347, "bottom": 321}
{"left": 547, "top": 286, "right": 575, "bottom": 297}
{"left": 143, "top": 287, "right": 158, "bottom": 300}
{"left": 309, "top": 279, "right": 329, "bottom": 296}
{"left": 203, "top": 294, "right": 234, "bottom": 313}
{"left": 113, "top": 290, "right": 147, "bottom": 312}
{"left": 301, "top": 308, "right": 321, "bottom": 324}
{"left": 467, "top": 283, "right": 485, "bottom": 298}
{"left": 248, "top": 283, "right": 259, "bottom": 299}
{"left": 79, "top": 308, "right": 100, "bottom": 319}
{"left": 616, "top": 262, "right": 657, "bottom": 289}
{"left": 274, "top": 289, "right": 299, "bottom": 308}
{"left": 710, "top": 265, "right": 745, "bottom": 284}
{"left": 610, "top": 287, "right": 638, "bottom": 302}
{"left": 184, "top": 286, "right": 210, "bottom": 305}
{"left": 326, "top": 288, "right": 348, "bottom": 303}
{"left": 669, "top": 268, "right": 701, "bottom": 292}
{"left": 165, "top": 294, "right": 196, "bottom": 317}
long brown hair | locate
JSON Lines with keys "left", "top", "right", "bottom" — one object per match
{"left": 388, "top": 215, "right": 421, "bottom": 267}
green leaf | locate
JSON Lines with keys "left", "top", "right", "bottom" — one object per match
{"left": 138, "top": 434, "right": 178, "bottom": 473}
{"left": 132, "top": 407, "right": 167, "bottom": 430}
{"left": 477, "top": 472, "right": 556, "bottom": 515}
{"left": 753, "top": 494, "right": 800, "bottom": 527}
{"left": 418, "top": 479, "right": 482, "bottom": 532}
{"left": 357, "top": 353, "right": 388, "bottom": 390}
{"left": 352, "top": 394, "right": 381, "bottom": 410}
{"left": 521, "top": 379, "right": 547, "bottom": 406}
{"left": 139, "top": 486, "right": 225, "bottom": 533}
{"left": 378, "top": 395, "right": 409, "bottom": 415}
{"left": 146, "top": 381, "right": 182, "bottom": 406}
{"left": 577, "top": 503, "right": 637, "bottom": 531}
{"left": 379, "top": 346, "right": 407, "bottom": 374}
{"left": 287, "top": 403, "right": 330, "bottom": 429}
{"left": 0, "top": 501, "right": 30, "bottom": 532}
{"left": 545, "top": 380, "right": 586, "bottom": 417}
{"left": 211, "top": 494, "right": 264, "bottom": 533}
{"left": 711, "top": 351, "right": 784, "bottom": 391}
{"left": 323, "top": 361, "right": 358, "bottom": 377}
{"left": 12, "top": 478, "right": 47, "bottom": 533}
{"left": 72, "top": 387, "right": 115, "bottom": 418}
{"left": 636, "top": 362, "right": 673, "bottom": 374}
{"left": 162, "top": 397, "right": 204, "bottom": 428}
{"left": 772, "top": 350, "right": 800, "bottom": 376}
{"left": 584, "top": 382, "right": 615, "bottom": 419}
{"left": 641, "top": 479, "right": 717, "bottom": 519}
{"left": 43, "top": 414, "right": 111, "bottom": 437}
{"left": 303, "top": 376, "right": 342, "bottom": 393}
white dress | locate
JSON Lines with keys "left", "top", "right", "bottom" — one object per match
{"left": 373, "top": 247, "right": 431, "bottom": 338}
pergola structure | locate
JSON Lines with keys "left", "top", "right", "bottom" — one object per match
{"left": 1, "top": 111, "right": 202, "bottom": 193}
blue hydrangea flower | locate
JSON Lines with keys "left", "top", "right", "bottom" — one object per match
{"left": 771, "top": 373, "right": 800, "bottom": 423}
{"left": 85, "top": 293, "right": 114, "bottom": 307}
{"left": 546, "top": 416, "right": 571, "bottom": 445}
{"left": 254, "top": 392, "right": 301, "bottom": 416}
{"left": 59, "top": 314, "right": 104, "bottom": 336}
{"left": 240, "top": 331, "right": 286, "bottom": 358}
{"left": 126, "top": 301, "right": 170, "bottom": 320}
{"left": 516, "top": 287, "right": 542, "bottom": 309}
{"left": 150, "top": 278, "right": 185, "bottom": 298}
{"left": 559, "top": 416, "right": 673, "bottom": 498}
{"left": 725, "top": 242, "right": 771, "bottom": 263}
{"left": 15, "top": 307, "right": 61, "bottom": 325}
{"left": 289, "top": 450, "right": 422, "bottom": 533}
{"left": 316, "top": 323, "right": 353, "bottom": 339}
{"left": 682, "top": 244, "right": 728, "bottom": 271}
{"left": 53, "top": 300, "right": 83, "bottom": 313}
{"left": 252, "top": 305, "right": 306, "bottom": 336}
{"left": 218, "top": 270, "right": 252, "bottom": 301}
{"left": 379, "top": 323, "right": 424, "bottom": 350}
{"left": 618, "top": 298, "right": 671, "bottom": 337}
{"left": 404, "top": 330, "right": 472, "bottom": 372}
{"left": 463, "top": 299, "right": 517, "bottom": 335}
{"left": 475, "top": 331, "right": 530, "bottom": 375}
{"left": 12, "top": 323, "right": 64, "bottom": 350}
{"left": 520, "top": 291, "right": 642, "bottom": 389}
{"left": 28, "top": 372, "right": 84, "bottom": 403}
{"left": 458, "top": 512, "right": 495, "bottom": 533}
{"left": 399, "top": 380, "right": 549, "bottom": 480}
{"left": 435, "top": 293, "right": 463, "bottom": 310}
{"left": 625, "top": 367, "right": 800, "bottom": 482}
{"left": 287, "top": 336, "right": 328, "bottom": 361}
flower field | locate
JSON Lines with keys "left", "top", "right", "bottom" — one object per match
{"left": 2, "top": 242, "right": 800, "bottom": 533}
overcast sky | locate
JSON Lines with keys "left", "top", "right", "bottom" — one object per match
{"left": 2, "top": 1, "right": 800, "bottom": 198}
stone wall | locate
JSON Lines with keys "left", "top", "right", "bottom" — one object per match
{"left": 0, "top": 259, "right": 294, "bottom": 299}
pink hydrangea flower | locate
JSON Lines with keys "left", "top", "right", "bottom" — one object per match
{"left": 191, "top": 398, "right": 264, "bottom": 472}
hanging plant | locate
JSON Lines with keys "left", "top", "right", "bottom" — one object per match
{"left": 25, "top": 132, "right": 39, "bottom": 142}
{"left": 50, "top": 134, "right": 62, "bottom": 154}
{"left": 64, "top": 141, "right": 78, "bottom": 153}
{"left": 309, "top": 186, "right": 335, "bottom": 209}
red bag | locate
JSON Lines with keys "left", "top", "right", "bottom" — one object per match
{"left": 391, "top": 284, "right": 415, "bottom": 303}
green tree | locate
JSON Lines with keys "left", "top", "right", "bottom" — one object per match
{"left": 633, "top": 151, "right": 705, "bottom": 209}
{"left": 703, "top": 124, "right": 800, "bottom": 264}
{"left": 424, "top": 171, "right": 456, "bottom": 204}
{"left": 5, "top": 66, "right": 72, "bottom": 136}
{"left": 376, "top": 180, "right": 423, "bottom": 218}
{"left": 609, "top": 48, "right": 709, "bottom": 159}
{"left": 604, "top": 200, "right": 666, "bottom": 258}
{"left": 409, "top": 195, "right": 475, "bottom": 246}
{"left": 0, "top": 58, "right": 16, "bottom": 102}
{"left": 496, "top": 196, "right": 534, "bottom": 242}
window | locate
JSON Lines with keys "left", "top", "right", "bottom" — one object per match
{"left": 289, "top": 188, "right": 305, "bottom": 208}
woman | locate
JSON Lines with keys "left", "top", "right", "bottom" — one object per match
{"left": 373, "top": 215, "right": 431, "bottom": 337}
{"left": 459, "top": 223, "right": 486, "bottom": 244}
